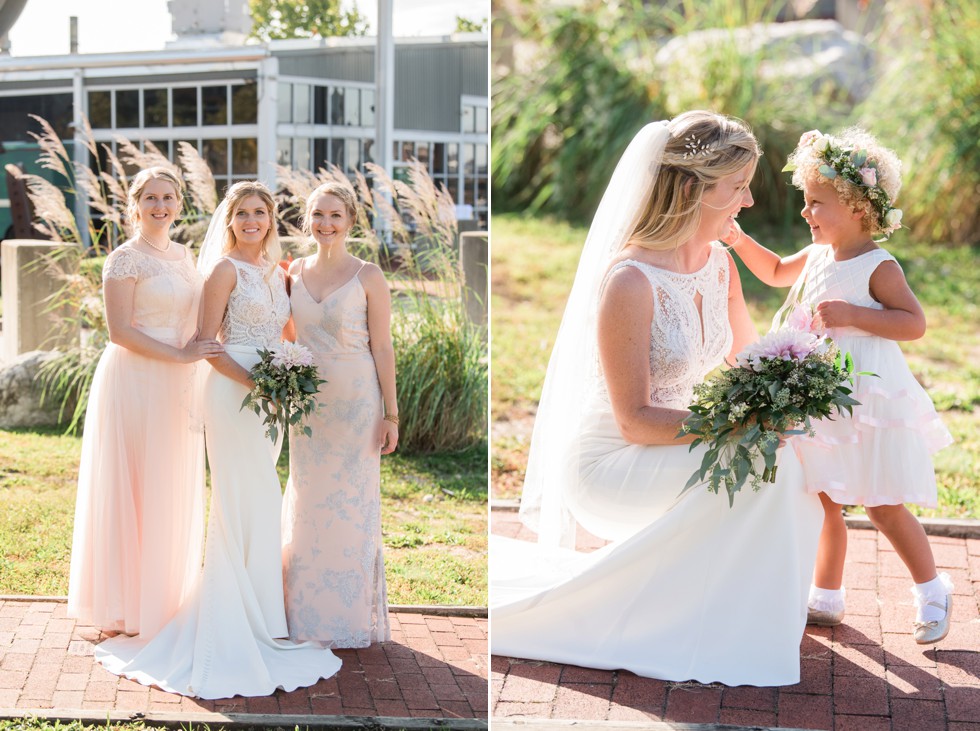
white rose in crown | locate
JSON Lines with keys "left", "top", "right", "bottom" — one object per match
{"left": 884, "top": 208, "right": 903, "bottom": 229}
{"left": 813, "top": 136, "right": 831, "bottom": 153}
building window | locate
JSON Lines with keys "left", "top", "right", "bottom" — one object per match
{"left": 202, "top": 85, "right": 228, "bottom": 126}
{"left": 172, "top": 87, "right": 197, "bottom": 127}
{"left": 116, "top": 89, "right": 139, "bottom": 128}
{"left": 231, "top": 83, "right": 257, "bottom": 125}
{"left": 143, "top": 88, "right": 168, "bottom": 128}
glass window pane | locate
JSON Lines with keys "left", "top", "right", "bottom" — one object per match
{"left": 88, "top": 91, "right": 111, "bottom": 128}
{"left": 477, "top": 178, "right": 487, "bottom": 208}
{"left": 278, "top": 83, "right": 292, "bottom": 123}
{"left": 202, "top": 85, "right": 228, "bottom": 126}
{"left": 361, "top": 89, "right": 375, "bottom": 127}
{"left": 314, "top": 87, "right": 328, "bottom": 125}
{"left": 344, "top": 88, "right": 359, "bottom": 126}
{"left": 330, "top": 138, "right": 344, "bottom": 169}
{"left": 116, "top": 89, "right": 139, "bottom": 128}
{"left": 462, "top": 105, "right": 474, "bottom": 133}
{"left": 203, "top": 139, "right": 228, "bottom": 177}
{"left": 345, "top": 138, "right": 360, "bottom": 174}
{"left": 330, "top": 87, "right": 345, "bottom": 125}
{"left": 293, "top": 84, "right": 310, "bottom": 124}
{"left": 294, "top": 137, "right": 311, "bottom": 170}
{"left": 400, "top": 141, "right": 414, "bottom": 161}
{"left": 172, "top": 87, "right": 197, "bottom": 126}
{"left": 476, "top": 144, "right": 488, "bottom": 173}
{"left": 476, "top": 105, "right": 488, "bottom": 134}
{"left": 433, "top": 143, "right": 446, "bottom": 173}
{"left": 447, "top": 143, "right": 459, "bottom": 174}
{"left": 463, "top": 143, "right": 475, "bottom": 174}
{"left": 313, "top": 138, "right": 328, "bottom": 170}
{"left": 231, "top": 83, "right": 257, "bottom": 124}
{"left": 416, "top": 142, "right": 430, "bottom": 166}
{"left": 446, "top": 178, "right": 458, "bottom": 205}
{"left": 143, "top": 88, "right": 168, "bottom": 128}
{"left": 214, "top": 176, "right": 229, "bottom": 199}
{"left": 276, "top": 137, "right": 291, "bottom": 167}
{"left": 363, "top": 138, "right": 374, "bottom": 166}
{"left": 232, "top": 137, "right": 258, "bottom": 174}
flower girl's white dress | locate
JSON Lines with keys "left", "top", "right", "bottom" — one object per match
{"left": 792, "top": 245, "right": 952, "bottom": 505}
{"left": 492, "top": 245, "right": 824, "bottom": 686}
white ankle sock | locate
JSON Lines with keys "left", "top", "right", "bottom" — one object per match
{"left": 809, "top": 584, "right": 846, "bottom": 612}
{"left": 912, "top": 573, "right": 953, "bottom": 623}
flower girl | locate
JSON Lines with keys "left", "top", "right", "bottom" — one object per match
{"left": 727, "top": 128, "right": 954, "bottom": 643}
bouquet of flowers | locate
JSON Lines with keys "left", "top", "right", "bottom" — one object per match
{"left": 680, "top": 313, "right": 863, "bottom": 506}
{"left": 240, "top": 341, "right": 326, "bottom": 443}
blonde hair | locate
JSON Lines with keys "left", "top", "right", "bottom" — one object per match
{"left": 302, "top": 181, "right": 358, "bottom": 236}
{"left": 220, "top": 181, "right": 282, "bottom": 278}
{"left": 628, "top": 110, "right": 761, "bottom": 251}
{"left": 127, "top": 167, "right": 184, "bottom": 227}
{"left": 789, "top": 127, "right": 902, "bottom": 238}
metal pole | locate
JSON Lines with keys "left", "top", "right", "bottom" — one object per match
{"left": 374, "top": 0, "right": 394, "bottom": 243}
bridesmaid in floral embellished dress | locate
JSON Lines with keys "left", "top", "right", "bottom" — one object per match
{"left": 282, "top": 181, "right": 399, "bottom": 647}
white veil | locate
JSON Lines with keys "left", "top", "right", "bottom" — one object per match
{"left": 518, "top": 121, "right": 672, "bottom": 547}
{"left": 197, "top": 200, "right": 229, "bottom": 275}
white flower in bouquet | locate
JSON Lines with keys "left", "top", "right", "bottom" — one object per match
{"left": 270, "top": 340, "right": 315, "bottom": 369}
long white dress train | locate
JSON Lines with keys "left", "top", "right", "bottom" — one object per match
{"left": 94, "top": 259, "right": 341, "bottom": 699}
{"left": 491, "top": 249, "right": 823, "bottom": 687}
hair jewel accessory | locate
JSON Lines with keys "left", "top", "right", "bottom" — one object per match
{"left": 682, "top": 135, "right": 715, "bottom": 159}
{"left": 783, "top": 130, "right": 903, "bottom": 236}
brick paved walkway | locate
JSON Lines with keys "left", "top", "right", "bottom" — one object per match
{"left": 0, "top": 603, "right": 487, "bottom": 726}
{"left": 491, "top": 507, "right": 980, "bottom": 730}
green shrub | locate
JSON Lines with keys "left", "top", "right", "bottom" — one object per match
{"left": 493, "top": 0, "right": 852, "bottom": 226}
{"left": 857, "top": 0, "right": 980, "bottom": 245}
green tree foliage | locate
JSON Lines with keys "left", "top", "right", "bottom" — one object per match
{"left": 248, "top": 0, "right": 368, "bottom": 41}
{"left": 455, "top": 15, "right": 487, "bottom": 33}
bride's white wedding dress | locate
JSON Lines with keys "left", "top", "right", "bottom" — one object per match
{"left": 95, "top": 258, "right": 341, "bottom": 699}
{"left": 492, "top": 247, "right": 823, "bottom": 687}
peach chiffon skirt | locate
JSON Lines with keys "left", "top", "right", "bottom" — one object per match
{"left": 67, "top": 329, "right": 205, "bottom": 638}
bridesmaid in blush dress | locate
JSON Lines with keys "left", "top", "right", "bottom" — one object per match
{"left": 68, "top": 167, "right": 222, "bottom": 638}
{"left": 282, "top": 181, "right": 398, "bottom": 647}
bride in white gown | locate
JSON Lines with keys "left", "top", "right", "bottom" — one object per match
{"left": 492, "top": 112, "right": 823, "bottom": 687}
{"left": 95, "top": 182, "right": 341, "bottom": 698}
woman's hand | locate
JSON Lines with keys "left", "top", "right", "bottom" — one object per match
{"left": 378, "top": 419, "right": 399, "bottom": 455}
{"left": 179, "top": 338, "right": 225, "bottom": 363}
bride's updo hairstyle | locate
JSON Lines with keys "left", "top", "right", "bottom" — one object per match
{"left": 629, "top": 110, "right": 761, "bottom": 251}
{"left": 219, "top": 181, "right": 282, "bottom": 279}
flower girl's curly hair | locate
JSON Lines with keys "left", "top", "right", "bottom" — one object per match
{"left": 788, "top": 127, "right": 902, "bottom": 238}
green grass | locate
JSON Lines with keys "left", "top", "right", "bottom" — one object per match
{"left": 0, "top": 429, "right": 487, "bottom": 606}
{"left": 491, "top": 212, "right": 980, "bottom": 517}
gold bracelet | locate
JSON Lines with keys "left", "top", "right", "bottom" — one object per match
{"left": 383, "top": 413, "right": 399, "bottom": 425}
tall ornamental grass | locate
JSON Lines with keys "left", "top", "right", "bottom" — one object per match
{"left": 19, "top": 118, "right": 487, "bottom": 452}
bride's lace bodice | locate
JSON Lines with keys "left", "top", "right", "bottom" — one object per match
{"left": 600, "top": 245, "right": 732, "bottom": 409}
{"left": 218, "top": 258, "right": 291, "bottom": 348}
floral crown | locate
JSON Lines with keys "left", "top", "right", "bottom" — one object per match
{"left": 783, "top": 130, "right": 903, "bottom": 236}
